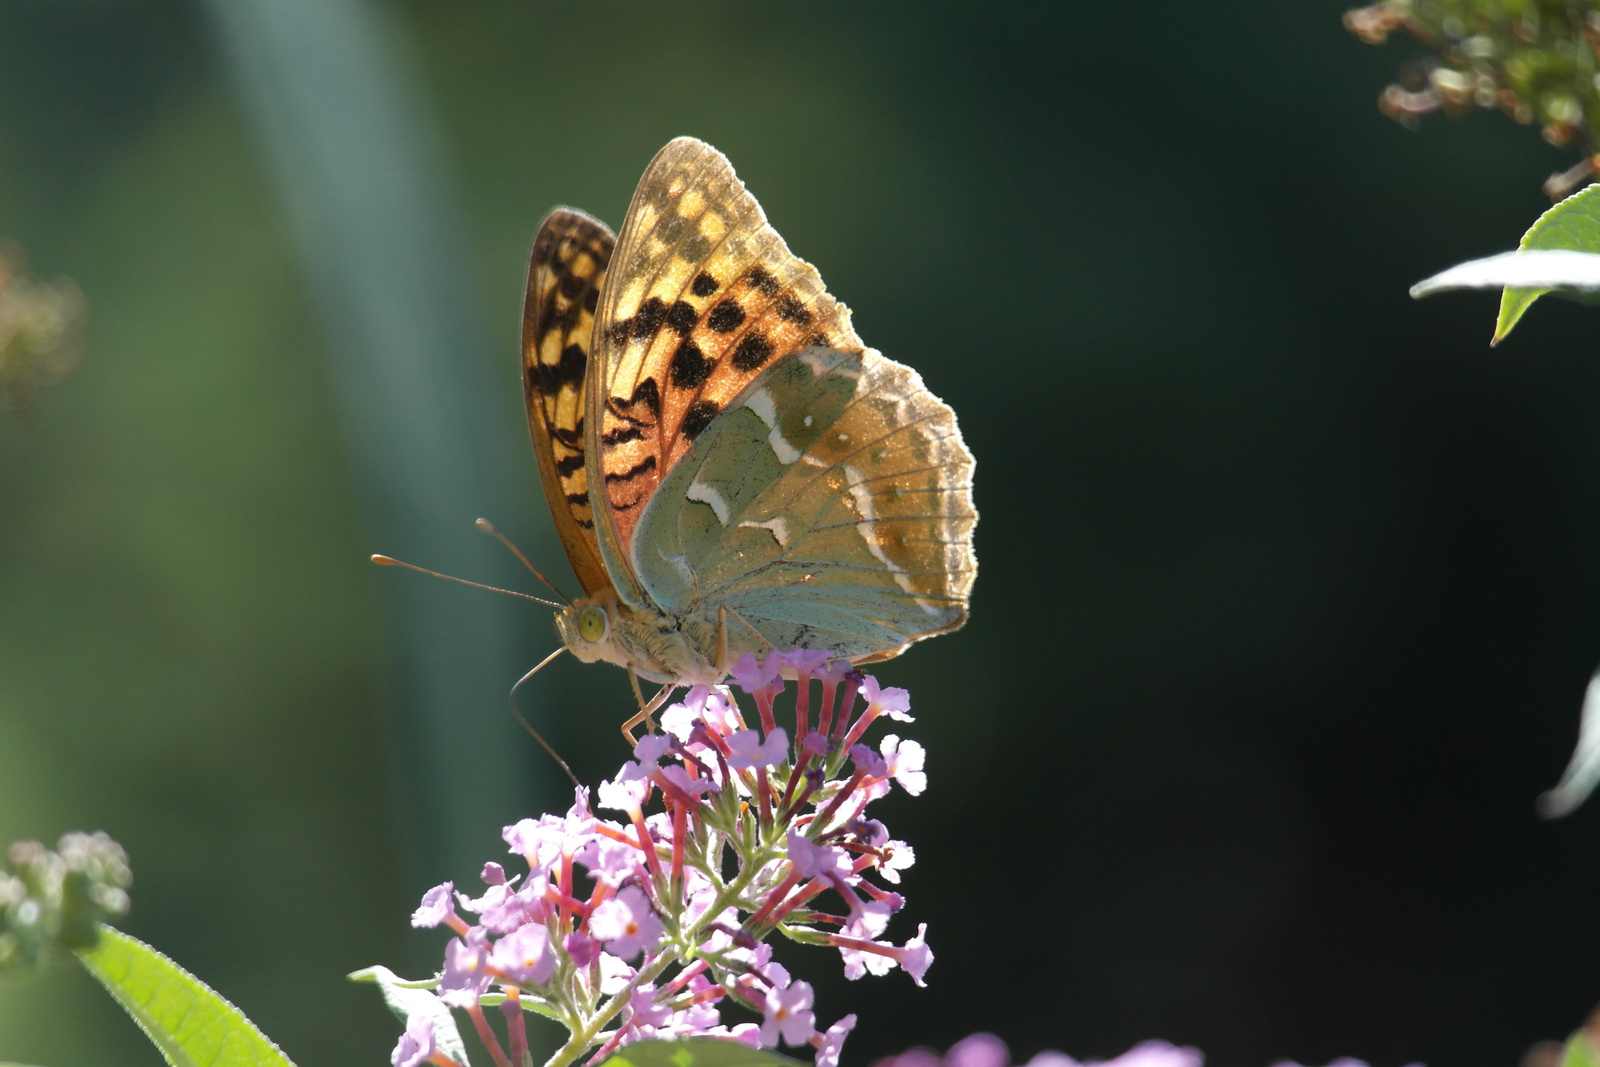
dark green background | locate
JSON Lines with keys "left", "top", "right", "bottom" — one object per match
{"left": 3, "top": 3, "right": 1598, "bottom": 1066}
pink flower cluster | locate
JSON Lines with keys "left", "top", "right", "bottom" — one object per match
{"left": 391, "top": 652, "right": 931, "bottom": 1067}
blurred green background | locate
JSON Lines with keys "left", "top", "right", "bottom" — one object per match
{"left": 6, "top": 2, "right": 1600, "bottom": 1066}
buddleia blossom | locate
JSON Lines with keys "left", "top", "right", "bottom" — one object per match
{"left": 379, "top": 651, "right": 930, "bottom": 1067}
{"left": 0, "top": 832, "right": 131, "bottom": 973}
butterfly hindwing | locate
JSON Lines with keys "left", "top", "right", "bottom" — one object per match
{"left": 523, "top": 208, "right": 615, "bottom": 598}
{"left": 588, "top": 138, "right": 864, "bottom": 602}
{"left": 631, "top": 346, "right": 977, "bottom": 663}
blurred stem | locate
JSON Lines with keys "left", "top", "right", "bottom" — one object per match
{"left": 201, "top": 0, "right": 544, "bottom": 884}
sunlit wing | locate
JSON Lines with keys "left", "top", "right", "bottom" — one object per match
{"left": 522, "top": 208, "right": 615, "bottom": 598}
{"left": 631, "top": 346, "right": 977, "bottom": 664}
{"left": 587, "top": 137, "right": 863, "bottom": 607}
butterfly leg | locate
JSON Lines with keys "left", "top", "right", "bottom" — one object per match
{"left": 725, "top": 606, "right": 774, "bottom": 653}
{"left": 620, "top": 677, "right": 675, "bottom": 747}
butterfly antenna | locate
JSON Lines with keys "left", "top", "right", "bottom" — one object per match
{"left": 370, "top": 554, "right": 564, "bottom": 609}
{"left": 510, "top": 647, "right": 581, "bottom": 788}
{"left": 475, "top": 518, "right": 572, "bottom": 605}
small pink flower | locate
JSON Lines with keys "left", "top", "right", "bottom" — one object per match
{"left": 759, "top": 978, "right": 817, "bottom": 1048}
{"left": 731, "top": 651, "right": 784, "bottom": 696}
{"left": 860, "top": 676, "right": 913, "bottom": 721}
{"left": 589, "top": 885, "right": 664, "bottom": 959}
{"left": 411, "top": 882, "right": 455, "bottom": 928}
{"left": 597, "top": 776, "right": 649, "bottom": 813}
{"left": 787, "top": 828, "right": 854, "bottom": 881}
{"left": 438, "top": 927, "right": 491, "bottom": 1007}
{"left": 900, "top": 923, "right": 933, "bottom": 987}
{"left": 881, "top": 735, "right": 927, "bottom": 795}
{"left": 659, "top": 763, "right": 716, "bottom": 797}
{"left": 880, "top": 840, "right": 916, "bottom": 884}
{"left": 489, "top": 921, "right": 555, "bottom": 986}
{"left": 813, "top": 1014, "right": 857, "bottom": 1067}
{"left": 727, "top": 727, "right": 790, "bottom": 769}
{"left": 849, "top": 744, "right": 888, "bottom": 777}
{"left": 783, "top": 649, "right": 832, "bottom": 674}
{"left": 391, "top": 1012, "right": 436, "bottom": 1067}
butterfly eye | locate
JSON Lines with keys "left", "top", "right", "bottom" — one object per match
{"left": 577, "top": 606, "right": 607, "bottom": 643}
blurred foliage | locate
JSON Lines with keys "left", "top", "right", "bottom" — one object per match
{"left": 1347, "top": 0, "right": 1600, "bottom": 194}
{"left": 0, "top": 245, "right": 84, "bottom": 413}
{"left": 0, "top": 834, "right": 128, "bottom": 974}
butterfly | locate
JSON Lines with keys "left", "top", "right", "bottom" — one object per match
{"left": 522, "top": 137, "right": 975, "bottom": 728}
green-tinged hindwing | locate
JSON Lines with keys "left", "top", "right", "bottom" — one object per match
{"left": 631, "top": 346, "right": 976, "bottom": 663}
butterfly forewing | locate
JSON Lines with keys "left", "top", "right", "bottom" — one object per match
{"left": 588, "top": 138, "right": 864, "bottom": 601}
{"left": 523, "top": 208, "right": 616, "bottom": 598}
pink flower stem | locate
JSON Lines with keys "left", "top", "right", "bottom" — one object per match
{"left": 765, "top": 877, "right": 827, "bottom": 929}
{"left": 745, "top": 870, "right": 800, "bottom": 930}
{"left": 466, "top": 1003, "right": 513, "bottom": 1067}
{"left": 627, "top": 807, "right": 663, "bottom": 881}
{"left": 794, "top": 673, "right": 811, "bottom": 742}
{"left": 839, "top": 705, "right": 883, "bottom": 754}
{"left": 812, "top": 769, "right": 867, "bottom": 834}
{"left": 675, "top": 984, "right": 726, "bottom": 1008}
{"left": 671, "top": 801, "right": 688, "bottom": 903}
{"left": 559, "top": 851, "right": 575, "bottom": 932}
{"left": 502, "top": 988, "right": 529, "bottom": 1067}
{"left": 659, "top": 958, "right": 709, "bottom": 996}
{"left": 754, "top": 690, "right": 778, "bottom": 737}
{"left": 543, "top": 886, "right": 591, "bottom": 916}
{"left": 579, "top": 881, "right": 612, "bottom": 933}
{"left": 757, "top": 767, "right": 772, "bottom": 826}
{"left": 587, "top": 1028, "right": 629, "bottom": 1064}
{"left": 826, "top": 932, "right": 904, "bottom": 959}
{"left": 778, "top": 752, "right": 809, "bottom": 812}
{"left": 777, "top": 766, "right": 822, "bottom": 824}
{"left": 817, "top": 676, "right": 839, "bottom": 740}
{"left": 831, "top": 676, "right": 863, "bottom": 743}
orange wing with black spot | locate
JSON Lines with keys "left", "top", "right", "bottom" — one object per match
{"left": 522, "top": 208, "right": 616, "bottom": 599}
{"left": 586, "top": 138, "right": 864, "bottom": 599}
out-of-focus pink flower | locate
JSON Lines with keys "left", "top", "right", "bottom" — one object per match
{"left": 948, "top": 1034, "right": 1010, "bottom": 1067}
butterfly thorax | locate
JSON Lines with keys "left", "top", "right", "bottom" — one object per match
{"left": 555, "top": 589, "right": 725, "bottom": 686}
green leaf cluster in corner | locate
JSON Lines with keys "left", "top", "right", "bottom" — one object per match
{"left": 1497, "top": 184, "right": 1600, "bottom": 342}
{"left": 1562, "top": 1027, "right": 1600, "bottom": 1067}
{"left": 74, "top": 925, "right": 295, "bottom": 1067}
{"left": 598, "top": 1038, "right": 809, "bottom": 1067}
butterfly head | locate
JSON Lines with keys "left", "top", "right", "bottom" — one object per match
{"left": 555, "top": 589, "right": 625, "bottom": 668}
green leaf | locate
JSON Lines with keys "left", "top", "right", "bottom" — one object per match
{"left": 349, "top": 965, "right": 471, "bottom": 1065}
{"left": 74, "top": 924, "right": 295, "bottom": 1067}
{"left": 598, "top": 1038, "right": 809, "bottom": 1067}
{"left": 1561, "top": 1028, "right": 1600, "bottom": 1067}
{"left": 1498, "top": 185, "right": 1600, "bottom": 343}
